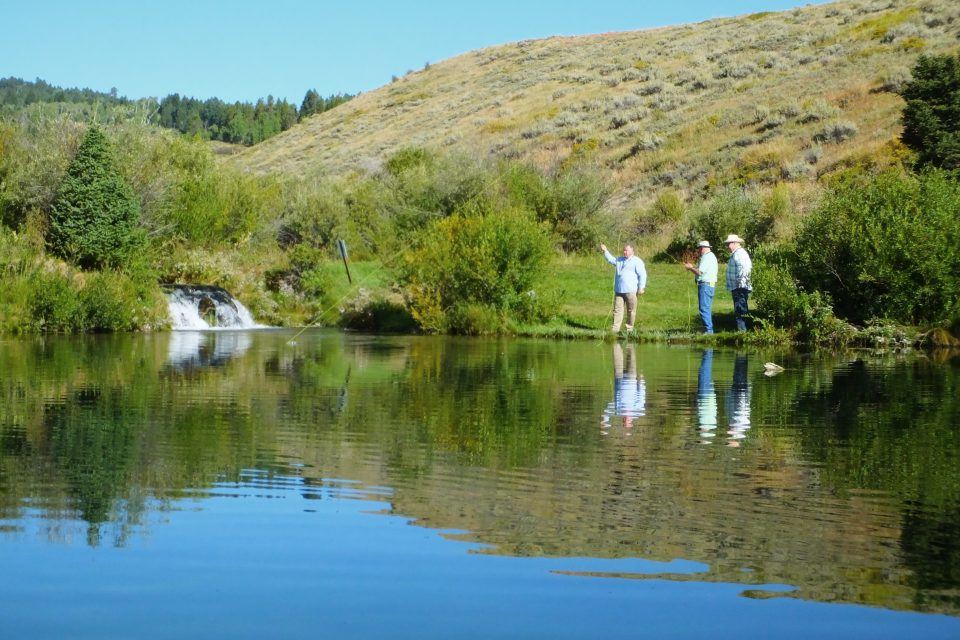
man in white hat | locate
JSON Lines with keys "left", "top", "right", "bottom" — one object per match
{"left": 724, "top": 234, "right": 753, "bottom": 332}
{"left": 599, "top": 242, "right": 647, "bottom": 332}
{"left": 684, "top": 240, "right": 718, "bottom": 334}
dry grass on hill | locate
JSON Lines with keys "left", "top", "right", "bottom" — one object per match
{"left": 233, "top": 0, "right": 960, "bottom": 212}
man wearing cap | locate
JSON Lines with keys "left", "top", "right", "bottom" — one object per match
{"left": 724, "top": 234, "right": 753, "bottom": 332}
{"left": 684, "top": 240, "right": 718, "bottom": 334}
{"left": 599, "top": 243, "right": 647, "bottom": 332}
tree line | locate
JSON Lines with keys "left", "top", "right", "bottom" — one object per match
{"left": 0, "top": 77, "right": 353, "bottom": 146}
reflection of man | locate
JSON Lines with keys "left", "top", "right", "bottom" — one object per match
{"left": 600, "top": 243, "right": 647, "bottom": 333}
{"left": 696, "top": 349, "right": 718, "bottom": 441}
{"left": 602, "top": 343, "right": 646, "bottom": 433}
{"left": 726, "top": 354, "right": 751, "bottom": 446}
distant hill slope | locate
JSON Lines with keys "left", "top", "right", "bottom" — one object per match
{"left": 233, "top": 0, "right": 960, "bottom": 208}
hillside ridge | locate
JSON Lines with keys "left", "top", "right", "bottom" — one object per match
{"left": 233, "top": 0, "right": 959, "bottom": 209}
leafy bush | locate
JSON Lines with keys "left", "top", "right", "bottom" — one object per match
{"left": 684, "top": 188, "right": 775, "bottom": 250}
{"left": 27, "top": 266, "right": 166, "bottom": 333}
{"left": 47, "top": 126, "right": 145, "bottom": 268}
{"left": 339, "top": 292, "right": 416, "bottom": 333}
{"left": 28, "top": 271, "right": 83, "bottom": 332}
{"left": 500, "top": 162, "right": 608, "bottom": 252}
{"left": 792, "top": 169, "right": 960, "bottom": 325}
{"left": 751, "top": 253, "right": 854, "bottom": 345}
{"left": 400, "top": 208, "right": 553, "bottom": 333}
{"left": 633, "top": 190, "right": 685, "bottom": 235}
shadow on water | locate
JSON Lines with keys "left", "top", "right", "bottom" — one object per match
{"left": 0, "top": 331, "right": 959, "bottom": 618}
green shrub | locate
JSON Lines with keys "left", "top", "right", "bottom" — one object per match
{"left": 446, "top": 302, "right": 505, "bottom": 335}
{"left": 29, "top": 271, "right": 83, "bottom": 332}
{"left": 339, "top": 295, "right": 417, "bottom": 333}
{"left": 47, "top": 126, "right": 144, "bottom": 268}
{"left": 401, "top": 208, "right": 553, "bottom": 333}
{"left": 383, "top": 148, "right": 488, "bottom": 236}
{"left": 793, "top": 169, "right": 960, "bottom": 325}
{"left": 501, "top": 162, "right": 609, "bottom": 252}
{"left": 751, "top": 254, "right": 853, "bottom": 345}
{"left": 668, "top": 187, "right": 775, "bottom": 255}
{"left": 633, "top": 190, "right": 686, "bottom": 236}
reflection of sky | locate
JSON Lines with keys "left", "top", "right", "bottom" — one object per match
{"left": 2, "top": 475, "right": 956, "bottom": 640}
{"left": 165, "top": 331, "right": 252, "bottom": 370}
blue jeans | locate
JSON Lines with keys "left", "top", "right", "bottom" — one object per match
{"left": 697, "top": 283, "right": 715, "bottom": 333}
{"left": 732, "top": 288, "right": 750, "bottom": 332}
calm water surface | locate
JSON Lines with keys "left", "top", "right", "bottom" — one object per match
{"left": 1, "top": 331, "right": 959, "bottom": 638}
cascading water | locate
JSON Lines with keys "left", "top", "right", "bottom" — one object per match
{"left": 165, "top": 285, "right": 265, "bottom": 330}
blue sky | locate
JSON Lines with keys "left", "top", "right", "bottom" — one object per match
{"left": 4, "top": 1, "right": 825, "bottom": 103}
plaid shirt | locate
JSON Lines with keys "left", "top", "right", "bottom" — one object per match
{"left": 725, "top": 248, "right": 753, "bottom": 292}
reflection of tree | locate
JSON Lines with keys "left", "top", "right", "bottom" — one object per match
{"left": 44, "top": 386, "right": 141, "bottom": 547}
{"left": 0, "top": 336, "right": 958, "bottom": 616}
{"left": 755, "top": 358, "right": 960, "bottom": 610}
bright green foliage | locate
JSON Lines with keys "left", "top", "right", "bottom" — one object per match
{"left": 900, "top": 54, "right": 960, "bottom": 172}
{"left": 48, "top": 126, "right": 144, "bottom": 269}
{"left": 401, "top": 209, "right": 553, "bottom": 333}
{"left": 792, "top": 169, "right": 960, "bottom": 325}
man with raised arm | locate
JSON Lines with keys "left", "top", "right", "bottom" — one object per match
{"left": 599, "top": 243, "right": 647, "bottom": 333}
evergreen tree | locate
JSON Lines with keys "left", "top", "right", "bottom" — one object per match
{"left": 48, "top": 126, "right": 143, "bottom": 269}
{"left": 299, "top": 89, "right": 321, "bottom": 120}
{"left": 900, "top": 54, "right": 960, "bottom": 172}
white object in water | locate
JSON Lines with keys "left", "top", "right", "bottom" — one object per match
{"left": 763, "top": 362, "right": 785, "bottom": 377}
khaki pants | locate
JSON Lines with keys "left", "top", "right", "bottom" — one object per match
{"left": 611, "top": 292, "right": 638, "bottom": 331}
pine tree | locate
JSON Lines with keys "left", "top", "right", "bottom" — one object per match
{"left": 900, "top": 54, "right": 960, "bottom": 172}
{"left": 299, "top": 89, "right": 321, "bottom": 120}
{"left": 48, "top": 126, "right": 143, "bottom": 269}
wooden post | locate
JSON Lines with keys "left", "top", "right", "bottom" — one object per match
{"left": 337, "top": 239, "right": 353, "bottom": 284}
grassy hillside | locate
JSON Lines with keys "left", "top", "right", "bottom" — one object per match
{"left": 234, "top": 0, "right": 959, "bottom": 209}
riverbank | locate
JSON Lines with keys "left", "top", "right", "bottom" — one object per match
{"left": 324, "top": 257, "right": 933, "bottom": 349}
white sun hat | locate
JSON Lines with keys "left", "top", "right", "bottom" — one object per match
{"left": 724, "top": 234, "right": 745, "bottom": 244}
{"left": 697, "top": 240, "right": 711, "bottom": 248}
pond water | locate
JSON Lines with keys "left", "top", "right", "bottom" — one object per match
{"left": 1, "top": 330, "right": 959, "bottom": 639}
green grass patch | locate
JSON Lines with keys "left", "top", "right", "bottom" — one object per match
{"left": 844, "top": 7, "right": 918, "bottom": 41}
{"left": 541, "top": 256, "right": 736, "bottom": 332}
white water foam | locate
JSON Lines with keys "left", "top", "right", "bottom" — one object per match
{"left": 166, "top": 285, "right": 266, "bottom": 330}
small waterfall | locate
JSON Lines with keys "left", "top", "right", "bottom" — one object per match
{"left": 165, "top": 285, "right": 265, "bottom": 330}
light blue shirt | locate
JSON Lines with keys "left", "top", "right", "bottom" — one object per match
{"left": 696, "top": 251, "right": 718, "bottom": 285}
{"left": 725, "top": 247, "right": 753, "bottom": 292}
{"left": 603, "top": 250, "right": 647, "bottom": 294}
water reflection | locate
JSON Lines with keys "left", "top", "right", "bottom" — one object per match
{"left": 725, "top": 354, "right": 751, "bottom": 447}
{"left": 601, "top": 342, "right": 646, "bottom": 434}
{"left": 696, "top": 349, "right": 718, "bottom": 442}
{"left": 165, "top": 330, "right": 252, "bottom": 371}
{"left": 0, "top": 333, "right": 958, "bottom": 621}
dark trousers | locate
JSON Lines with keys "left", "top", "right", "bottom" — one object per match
{"left": 732, "top": 288, "right": 750, "bottom": 332}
